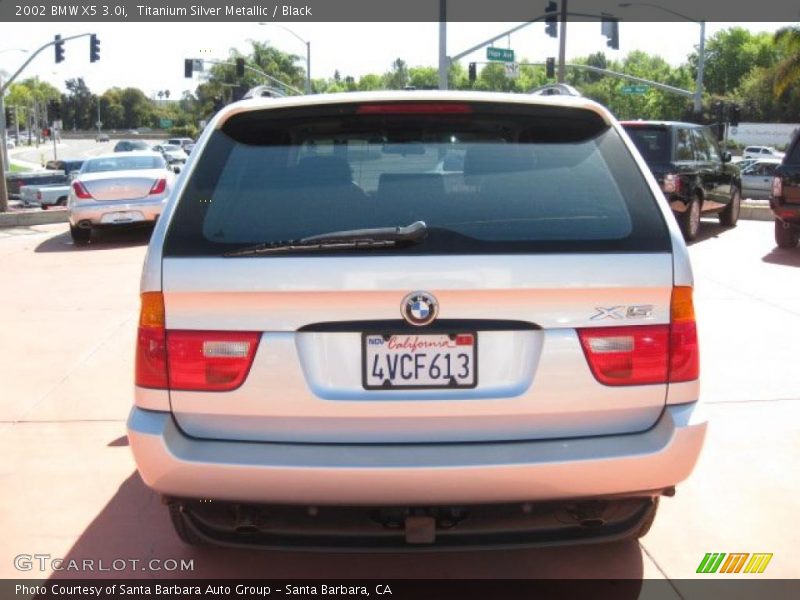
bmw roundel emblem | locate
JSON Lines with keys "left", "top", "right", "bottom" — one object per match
{"left": 401, "top": 291, "right": 439, "bottom": 327}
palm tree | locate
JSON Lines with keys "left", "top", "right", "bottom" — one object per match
{"left": 773, "top": 26, "right": 800, "bottom": 97}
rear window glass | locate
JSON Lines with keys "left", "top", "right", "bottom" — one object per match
{"left": 787, "top": 136, "right": 800, "bottom": 164}
{"left": 83, "top": 155, "right": 165, "bottom": 173}
{"left": 623, "top": 126, "right": 671, "bottom": 164}
{"left": 164, "top": 102, "right": 670, "bottom": 256}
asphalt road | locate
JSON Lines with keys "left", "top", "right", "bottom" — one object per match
{"left": 9, "top": 137, "right": 165, "bottom": 168}
{"left": 0, "top": 219, "right": 798, "bottom": 590}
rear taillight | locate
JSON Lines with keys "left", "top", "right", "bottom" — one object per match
{"left": 135, "top": 292, "right": 167, "bottom": 388}
{"left": 578, "top": 325, "right": 669, "bottom": 386}
{"left": 166, "top": 331, "right": 260, "bottom": 391}
{"left": 662, "top": 173, "right": 681, "bottom": 194}
{"left": 149, "top": 178, "right": 167, "bottom": 195}
{"left": 772, "top": 176, "right": 783, "bottom": 198}
{"left": 578, "top": 286, "right": 698, "bottom": 386}
{"left": 134, "top": 292, "right": 260, "bottom": 391}
{"left": 72, "top": 181, "right": 93, "bottom": 199}
{"left": 668, "top": 286, "right": 699, "bottom": 382}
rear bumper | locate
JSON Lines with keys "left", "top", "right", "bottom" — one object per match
{"left": 68, "top": 198, "right": 165, "bottom": 227}
{"left": 128, "top": 402, "right": 707, "bottom": 506}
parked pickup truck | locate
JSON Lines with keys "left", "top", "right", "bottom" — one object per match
{"left": 4, "top": 170, "right": 68, "bottom": 199}
{"left": 20, "top": 182, "right": 71, "bottom": 208}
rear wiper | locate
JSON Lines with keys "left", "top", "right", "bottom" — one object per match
{"left": 223, "top": 221, "right": 428, "bottom": 257}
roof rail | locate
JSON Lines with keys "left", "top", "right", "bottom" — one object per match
{"left": 529, "top": 83, "right": 583, "bottom": 97}
{"left": 242, "top": 85, "right": 287, "bottom": 99}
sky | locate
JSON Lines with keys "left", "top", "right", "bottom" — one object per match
{"left": 0, "top": 21, "right": 789, "bottom": 99}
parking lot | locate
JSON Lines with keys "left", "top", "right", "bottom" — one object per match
{"left": 0, "top": 219, "right": 798, "bottom": 589}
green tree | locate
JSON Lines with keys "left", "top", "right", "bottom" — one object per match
{"left": 357, "top": 73, "right": 384, "bottom": 91}
{"left": 384, "top": 58, "right": 409, "bottom": 89}
{"left": 408, "top": 66, "right": 438, "bottom": 89}
{"left": 63, "top": 78, "right": 94, "bottom": 130}
{"left": 689, "top": 27, "right": 776, "bottom": 96}
{"left": 773, "top": 26, "right": 800, "bottom": 97}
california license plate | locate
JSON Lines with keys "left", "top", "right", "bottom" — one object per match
{"left": 101, "top": 211, "right": 144, "bottom": 224}
{"left": 362, "top": 333, "right": 477, "bottom": 389}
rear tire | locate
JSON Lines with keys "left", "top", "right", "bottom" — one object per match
{"left": 168, "top": 503, "right": 208, "bottom": 547}
{"left": 679, "top": 196, "right": 701, "bottom": 241}
{"left": 719, "top": 188, "right": 741, "bottom": 227}
{"left": 775, "top": 220, "right": 799, "bottom": 249}
{"left": 41, "top": 204, "right": 48, "bottom": 211}
{"left": 70, "top": 225, "right": 91, "bottom": 245}
{"left": 56, "top": 197, "right": 67, "bottom": 207}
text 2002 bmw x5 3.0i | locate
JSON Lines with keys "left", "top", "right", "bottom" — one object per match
{"left": 127, "top": 92, "right": 706, "bottom": 549}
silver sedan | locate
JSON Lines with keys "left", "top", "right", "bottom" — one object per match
{"left": 67, "top": 151, "right": 174, "bottom": 245}
{"left": 741, "top": 159, "right": 782, "bottom": 200}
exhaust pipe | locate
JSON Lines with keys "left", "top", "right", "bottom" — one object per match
{"left": 567, "top": 501, "right": 608, "bottom": 528}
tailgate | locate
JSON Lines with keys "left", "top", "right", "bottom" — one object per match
{"left": 164, "top": 253, "right": 672, "bottom": 443}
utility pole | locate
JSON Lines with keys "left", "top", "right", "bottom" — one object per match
{"left": 438, "top": 0, "right": 448, "bottom": 90}
{"left": 695, "top": 20, "right": 706, "bottom": 117}
{"left": 557, "top": 0, "right": 568, "bottom": 83}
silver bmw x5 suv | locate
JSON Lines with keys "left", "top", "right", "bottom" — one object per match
{"left": 128, "top": 91, "right": 706, "bottom": 549}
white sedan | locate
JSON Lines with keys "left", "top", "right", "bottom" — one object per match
{"left": 67, "top": 151, "right": 175, "bottom": 245}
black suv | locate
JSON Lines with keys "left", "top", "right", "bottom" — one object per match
{"left": 622, "top": 121, "right": 741, "bottom": 241}
{"left": 770, "top": 132, "right": 800, "bottom": 248}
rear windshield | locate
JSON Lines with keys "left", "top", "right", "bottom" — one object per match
{"left": 164, "top": 102, "right": 670, "bottom": 256}
{"left": 83, "top": 155, "right": 165, "bottom": 173}
{"left": 787, "top": 135, "right": 800, "bottom": 164}
{"left": 623, "top": 125, "right": 671, "bottom": 164}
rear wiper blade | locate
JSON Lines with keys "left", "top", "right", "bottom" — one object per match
{"left": 223, "top": 221, "right": 428, "bottom": 257}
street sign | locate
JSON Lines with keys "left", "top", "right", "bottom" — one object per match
{"left": 53, "top": 120, "right": 63, "bottom": 129}
{"left": 504, "top": 62, "right": 520, "bottom": 79}
{"left": 487, "top": 47, "right": 515, "bottom": 63}
{"left": 159, "top": 118, "right": 173, "bottom": 129}
{"left": 95, "top": 121, "right": 103, "bottom": 128}
{"left": 621, "top": 85, "right": 649, "bottom": 94}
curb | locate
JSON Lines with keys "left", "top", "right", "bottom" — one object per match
{"left": 739, "top": 202, "right": 773, "bottom": 222}
{"left": 0, "top": 210, "right": 68, "bottom": 228}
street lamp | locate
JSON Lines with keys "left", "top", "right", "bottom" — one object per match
{"left": 618, "top": 3, "right": 705, "bottom": 117}
{"left": 257, "top": 22, "right": 311, "bottom": 94}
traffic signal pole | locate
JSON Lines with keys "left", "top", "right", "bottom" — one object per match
{"left": 557, "top": 0, "right": 568, "bottom": 82}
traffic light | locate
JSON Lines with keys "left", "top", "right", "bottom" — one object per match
{"left": 468, "top": 62, "right": 477, "bottom": 82}
{"left": 235, "top": 58, "right": 245, "bottom": 77}
{"left": 546, "top": 57, "right": 556, "bottom": 79}
{"left": 730, "top": 104, "right": 740, "bottom": 127}
{"left": 54, "top": 34, "right": 65, "bottom": 64}
{"left": 545, "top": 2, "right": 558, "bottom": 38}
{"left": 184, "top": 59, "right": 194, "bottom": 78}
{"left": 89, "top": 34, "right": 100, "bottom": 63}
{"left": 4, "top": 107, "right": 12, "bottom": 127}
{"left": 601, "top": 15, "right": 619, "bottom": 50}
